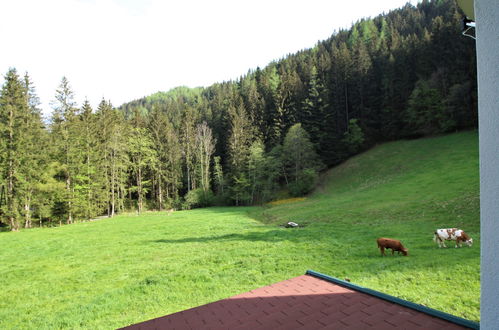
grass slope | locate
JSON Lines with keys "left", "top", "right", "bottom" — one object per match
{"left": 0, "top": 131, "right": 479, "bottom": 328}
{"left": 254, "top": 131, "right": 480, "bottom": 318}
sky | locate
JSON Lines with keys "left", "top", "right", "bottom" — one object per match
{"left": 1, "top": 0, "right": 419, "bottom": 116}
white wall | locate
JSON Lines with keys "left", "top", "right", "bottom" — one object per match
{"left": 476, "top": 0, "right": 499, "bottom": 328}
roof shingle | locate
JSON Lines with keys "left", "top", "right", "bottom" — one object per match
{"left": 121, "top": 273, "right": 475, "bottom": 329}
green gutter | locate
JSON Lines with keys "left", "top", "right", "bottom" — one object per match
{"left": 306, "top": 270, "right": 479, "bottom": 330}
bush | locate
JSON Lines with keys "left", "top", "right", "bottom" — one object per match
{"left": 288, "top": 168, "right": 318, "bottom": 197}
{"left": 342, "top": 119, "right": 365, "bottom": 154}
{"left": 211, "top": 192, "right": 231, "bottom": 206}
{"left": 183, "top": 189, "right": 214, "bottom": 209}
{"left": 163, "top": 197, "right": 182, "bottom": 211}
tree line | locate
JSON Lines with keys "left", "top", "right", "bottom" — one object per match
{"left": 0, "top": 0, "right": 477, "bottom": 230}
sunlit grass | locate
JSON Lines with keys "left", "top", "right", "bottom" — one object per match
{"left": 0, "top": 131, "right": 479, "bottom": 328}
{"left": 267, "top": 197, "right": 307, "bottom": 206}
{"left": 252, "top": 131, "right": 480, "bottom": 320}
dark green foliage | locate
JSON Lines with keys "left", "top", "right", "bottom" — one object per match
{"left": 95, "top": 100, "right": 129, "bottom": 217}
{"left": 282, "top": 124, "right": 323, "bottom": 196}
{"left": 445, "top": 81, "right": 477, "bottom": 129}
{"left": 148, "top": 106, "right": 183, "bottom": 210}
{"left": 0, "top": 132, "right": 479, "bottom": 328}
{"left": 0, "top": 69, "right": 47, "bottom": 230}
{"left": 405, "top": 79, "right": 455, "bottom": 135}
{"left": 122, "top": 0, "right": 476, "bottom": 167}
{"left": 0, "top": 69, "right": 28, "bottom": 230}
{"left": 1, "top": 0, "right": 479, "bottom": 224}
{"left": 343, "top": 119, "right": 365, "bottom": 154}
{"left": 288, "top": 168, "right": 318, "bottom": 197}
{"left": 50, "top": 77, "right": 82, "bottom": 224}
{"left": 247, "top": 140, "right": 281, "bottom": 204}
{"left": 128, "top": 127, "right": 157, "bottom": 214}
{"left": 230, "top": 174, "right": 252, "bottom": 206}
{"left": 183, "top": 188, "right": 214, "bottom": 209}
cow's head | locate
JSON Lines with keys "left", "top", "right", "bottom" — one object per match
{"left": 401, "top": 248, "right": 408, "bottom": 256}
{"left": 465, "top": 238, "right": 473, "bottom": 247}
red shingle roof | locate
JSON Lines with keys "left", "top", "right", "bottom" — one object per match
{"left": 121, "top": 274, "right": 473, "bottom": 329}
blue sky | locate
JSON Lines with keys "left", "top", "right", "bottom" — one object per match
{"left": 1, "top": 0, "right": 419, "bottom": 116}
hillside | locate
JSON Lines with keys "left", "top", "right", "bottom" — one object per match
{"left": 254, "top": 130, "right": 480, "bottom": 316}
{"left": 119, "top": 0, "right": 477, "bottom": 168}
{"left": 0, "top": 131, "right": 480, "bottom": 328}
{"left": 1, "top": 0, "right": 478, "bottom": 229}
{"left": 259, "top": 130, "right": 479, "bottom": 229}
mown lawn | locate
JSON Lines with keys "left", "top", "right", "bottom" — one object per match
{"left": 0, "top": 131, "right": 480, "bottom": 328}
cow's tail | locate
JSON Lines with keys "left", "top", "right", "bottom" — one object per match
{"left": 433, "top": 232, "right": 438, "bottom": 242}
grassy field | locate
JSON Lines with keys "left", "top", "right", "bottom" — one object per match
{"left": 0, "top": 131, "right": 480, "bottom": 328}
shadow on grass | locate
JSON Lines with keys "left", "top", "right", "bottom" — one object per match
{"left": 149, "top": 224, "right": 478, "bottom": 279}
{"left": 190, "top": 206, "right": 258, "bottom": 214}
{"left": 151, "top": 228, "right": 307, "bottom": 244}
{"left": 149, "top": 227, "right": 477, "bottom": 256}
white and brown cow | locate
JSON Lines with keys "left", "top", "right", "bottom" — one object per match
{"left": 433, "top": 228, "right": 473, "bottom": 248}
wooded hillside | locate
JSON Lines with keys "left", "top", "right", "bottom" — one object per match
{"left": 121, "top": 0, "right": 476, "bottom": 162}
{"left": 0, "top": 0, "right": 477, "bottom": 229}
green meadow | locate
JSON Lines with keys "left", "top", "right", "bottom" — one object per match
{"left": 0, "top": 131, "right": 480, "bottom": 328}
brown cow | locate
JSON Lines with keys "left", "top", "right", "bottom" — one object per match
{"left": 377, "top": 238, "right": 408, "bottom": 256}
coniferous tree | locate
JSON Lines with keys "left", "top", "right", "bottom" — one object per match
{"left": 128, "top": 126, "right": 156, "bottom": 214}
{"left": 282, "top": 123, "right": 323, "bottom": 196}
{"left": 240, "top": 75, "right": 264, "bottom": 133}
{"left": 181, "top": 106, "right": 198, "bottom": 192}
{"left": 148, "top": 106, "right": 183, "bottom": 209}
{"left": 114, "top": 0, "right": 477, "bottom": 203}
{"left": 162, "top": 120, "right": 183, "bottom": 206}
{"left": 405, "top": 79, "right": 447, "bottom": 135}
{"left": 50, "top": 77, "right": 80, "bottom": 224}
{"left": 301, "top": 66, "right": 330, "bottom": 156}
{"left": 0, "top": 69, "right": 30, "bottom": 230}
{"left": 0, "top": 0, "right": 480, "bottom": 224}
{"left": 342, "top": 119, "right": 365, "bottom": 154}
{"left": 227, "top": 100, "right": 254, "bottom": 205}
{"left": 78, "top": 99, "right": 103, "bottom": 219}
{"left": 259, "top": 65, "right": 281, "bottom": 145}
{"left": 20, "top": 73, "right": 47, "bottom": 227}
{"left": 213, "top": 156, "right": 225, "bottom": 197}
{"left": 195, "top": 121, "right": 216, "bottom": 193}
{"left": 247, "top": 140, "right": 281, "bottom": 204}
{"left": 247, "top": 140, "right": 265, "bottom": 204}
{"left": 96, "top": 100, "right": 129, "bottom": 217}
{"left": 148, "top": 106, "right": 169, "bottom": 210}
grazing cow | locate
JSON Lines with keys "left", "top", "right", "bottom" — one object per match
{"left": 377, "top": 238, "right": 408, "bottom": 256}
{"left": 433, "top": 228, "right": 473, "bottom": 248}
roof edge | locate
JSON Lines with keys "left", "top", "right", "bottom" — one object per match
{"left": 306, "top": 270, "right": 479, "bottom": 330}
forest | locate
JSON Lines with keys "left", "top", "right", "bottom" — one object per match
{"left": 0, "top": 0, "right": 477, "bottom": 230}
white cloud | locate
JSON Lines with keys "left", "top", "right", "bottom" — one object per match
{"left": 0, "top": 0, "right": 419, "bottom": 115}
